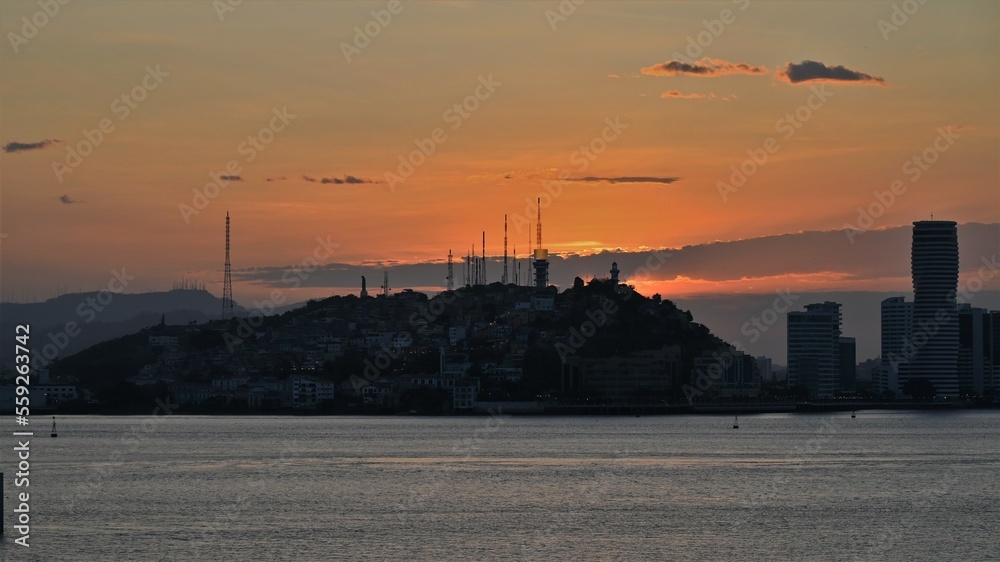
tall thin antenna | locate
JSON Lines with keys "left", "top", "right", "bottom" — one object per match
{"left": 528, "top": 224, "right": 532, "bottom": 285}
{"left": 447, "top": 249, "right": 454, "bottom": 291}
{"left": 481, "top": 231, "right": 486, "bottom": 285}
{"left": 536, "top": 197, "right": 542, "bottom": 250}
{"left": 503, "top": 215, "right": 508, "bottom": 285}
{"left": 513, "top": 243, "right": 517, "bottom": 285}
{"left": 222, "top": 212, "right": 233, "bottom": 319}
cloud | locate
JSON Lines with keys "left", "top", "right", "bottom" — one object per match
{"left": 227, "top": 218, "right": 999, "bottom": 373}
{"left": 302, "top": 174, "right": 379, "bottom": 184}
{"left": 220, "top": 175, "right": 242, "bottom": 181}
{"left": 325, "top": 175, "right": 378, "bottom": 184}
{"left": 776, "top": 60, "right": 886, "bottom": 85}
{"left": 467, "top": 168, "right": 563, "bottom": 183}
{"left": 571, "top": 176, "right": 681, "bottom": 185}
{"left": 661, "top": 90, "right": 710, "bottom": 100}
{"left": 3, "top": 139, "right": 60, "bottom": 153}
{"left": 230, "top": 223, "right": 1000, "bottom": 296}
{"left": 469, "top": 169, "right": 680, "bottom": 185}
{"left": 641, "top": 57, "right": 767, "bottom": 77}
{"left": 58, "top": 195, "right": 82, "bottom": 204}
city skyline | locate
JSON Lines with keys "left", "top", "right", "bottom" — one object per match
{"left": 1, "top": 1, "right": 998, "bottom": 306}
{"left": 1, "top": 3, "right": 999, "bottom": 559}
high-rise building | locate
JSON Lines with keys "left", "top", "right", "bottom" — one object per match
{"left": 958, "top": 305, "right": 993, "bottom": 396}
{"left": 691, "top": 347, "right": 760, "bottom": 398}
{"left": 991, "top": 312, "right": 1000, "bottom": 394}
{"left": 755, "top": 356, "right": 773, "bottom": 382}
{"left": 909, "top": 220, "right": 959, "bottom": 397}
{"left": 839, "top": 336, "right": 857, "bottom": 393}
{"left": 879, "top": 296, "right": 913, "bottom": 394}
{"left": 787, "top": 301, "right": 842, "bottom": 396}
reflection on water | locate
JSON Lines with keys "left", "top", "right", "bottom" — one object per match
{"left": 5, "top": 411, "right": 998, "bottom": 561}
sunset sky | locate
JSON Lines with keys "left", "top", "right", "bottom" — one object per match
{"left": 1, "top": 0, "right": 998, "bottom": 305}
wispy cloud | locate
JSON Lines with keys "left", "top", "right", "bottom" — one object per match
{"left": 661, "top": 90, "right": 710, "bottom": 100}
{"left": 467, "top": 168, "right": 563, "bottom": 183}
{"left": 327, "top": 175, "right": 378, "bottom": 184}
{"left": 302, "top": 174, "right": 380, "bottom": 184}
{"left": 468, "top": 170, "right": 680, "bottom": 185}
{"left": 58, "top": 195, "right": 82, "bottom": 204}
{"left": 3, "top": 139, "right": 60, "bottom": 153}
{"left": 776, "top": 60, "right": 886, "bottom": 85}
{"left": 571, "top": 176, "right": 681, "bottom": 185}
{"left": 220, "top": 175, "right": 242, "bottom": 181}
{"left": 642, "top": 57, "right": 766, "bottom": 77}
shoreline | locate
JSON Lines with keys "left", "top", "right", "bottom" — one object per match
{"left": 43, "top": 400, "right": 1000, "bottom": 416}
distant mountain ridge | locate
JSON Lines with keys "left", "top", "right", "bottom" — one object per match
{"left": 2, "top": 289, "right": 223, "bottom": 325}
{"left": 0, "top": 289, "right": 251, "bottom": 367}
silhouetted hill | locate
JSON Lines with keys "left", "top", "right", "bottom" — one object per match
{"left": 47, "top": 280, "right": 732, "bottom": 407}
{"left": 0, "top": 289, "right": 238, "bottom": 368}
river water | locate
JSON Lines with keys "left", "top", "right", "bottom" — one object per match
{"left": 3, "top": 411, "right": 997, "bottom": 561}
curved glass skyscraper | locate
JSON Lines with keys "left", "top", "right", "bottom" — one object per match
{"left": 910, "top": 220, "right": 959, "bottom": 397}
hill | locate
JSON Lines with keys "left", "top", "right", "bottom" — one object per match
{"left": 0, "top": 289, "right": 237, "bottom": 369}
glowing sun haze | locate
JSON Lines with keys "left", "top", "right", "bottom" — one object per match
{"left": 1, "top": 0, "right": 997, "bottom": 303}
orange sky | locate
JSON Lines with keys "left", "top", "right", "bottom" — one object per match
{"left": 1, "top": 0, "right": 997, "bottom": 303}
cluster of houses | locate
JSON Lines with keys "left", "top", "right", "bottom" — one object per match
{"left": 0, "top": 368, "right": 79, "bottom": 411}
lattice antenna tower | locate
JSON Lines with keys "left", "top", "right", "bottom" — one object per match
{"left": 503, "top": 215, "right": 508, "bottom": 284}
{"left": 513, "top": 243, "right": 517, "bottom": 285}
{"left": 447, "top": 249, "right": 454, "bottom": 291}
{"left": 536, "top": 198, "right": 542, "bottom": 250}
{"left": 222, "top": 212, "right": 234, "bottom": 319}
